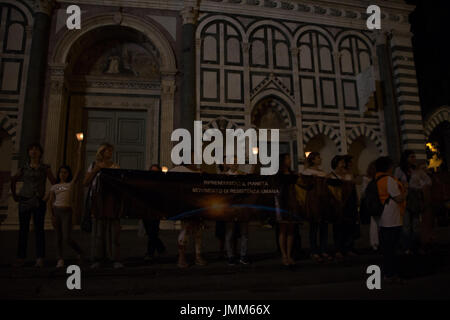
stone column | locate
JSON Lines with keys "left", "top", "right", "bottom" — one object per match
{"left": 18, "top": 0, "right": 55, "bottom": 167}
{"left": 160, "top": 73, "right": 177, "bottom": 168}
{"left": 180, "top": 3, "right": 198, "bottom": 134}
{"left": 375, "top": 31, "right": 403, "bottom": 163}
{"left": 389, "top": 30, "right": 427, "bottom": 160}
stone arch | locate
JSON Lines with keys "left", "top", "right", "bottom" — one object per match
{"left": 336, "top": 30, "right": 375, "bottom": 58}
{"left": 247, "top": 20, "right": 293, "bottom": 44}
{"left": 1, "top": 0, "right": 33, "bottom": 25}
{"left": 0, "top": 112, "right": 17, "bottom": 144}
{"left": 251, "top": 91, "right": 296, "bottom": 128}
{"left": 424, "top": 106, "right": 450, "bottom": 138}
{"left": 303, "top": 121, "right": 342, "bottom": 153}
{"left": 52, "top": 13, "right": 177, "bottom": 73}
{"left": 196, "top": 15, "right": 247, "bottom": 42}
{"left": 346, "top": 124, "right": 384, "bottom": 154}
{"left": 203, "top": 116, "right": 241, "bottom": 131}
{"left": 293, "top": 25, "right": 335, "bottom": 48}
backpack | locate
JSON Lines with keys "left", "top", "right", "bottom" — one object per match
{"left": 360, "top": 175, "right": 391, "bottom": 219}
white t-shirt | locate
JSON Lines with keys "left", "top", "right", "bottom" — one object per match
{"left": 379, "top": 176, "right": 403, "bottom": 228}
{"left": 51, "top": 182, "right": 73, "bottom": 207}
{"left": 302, "top": 168, "right": 327, "bottom": 177}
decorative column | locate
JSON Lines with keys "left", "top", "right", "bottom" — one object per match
{"left": 43, "top": 64, "right": 68, "bottom": 172}
{"left": 160, "top": 73, "right": 177, "bottom": 168}
{"left": 389, "top": 30, "right": 427, "bottom": 160}
{"left": 375, "top": 31, "right": 403, "bottom": 163}
{"left": 180, "top": 3, "right": 198, "bottom": 134}
{"left": 18, "top": 0, "right": 55, "bottom": 167}
{"left": 291, "top": 47, "right": 305, "bottom": 169}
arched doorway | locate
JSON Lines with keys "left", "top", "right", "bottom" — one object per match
{"left": 251, "top": 95, "right": 297, "bottom": 172}
{"left": 348, "top": 136, "right": 379, "bottom": 176}
{"left": 304, "top": 134, "right": 338, "bottom": 173}
{"left": 44, "top": 14, "right": 177, "bottom": 222}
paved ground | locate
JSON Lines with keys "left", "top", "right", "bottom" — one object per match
{"left": 1, "top": 222, "right": 450, "bottom": 300}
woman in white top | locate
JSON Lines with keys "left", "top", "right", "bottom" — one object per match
{"left": 83, "top": 143, "right": 122, "bottom": 269}
{"left": 302, "top": 152, "right": 330, "bottom": 263}
{"left": 48, "top": 142, "right": 83, "bottom": 268}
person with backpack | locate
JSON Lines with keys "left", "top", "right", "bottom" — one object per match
{"left": 371, "top": 156, "right": 407, "bottom": 283}
{"left": 359, "top": 161, "right": 379, "bottom": 251}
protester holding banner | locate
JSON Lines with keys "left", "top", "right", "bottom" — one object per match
{"left": 302, "top": 152, "right": 331, "bottom": 263}
{"left": 11, "top": 143, "right": 56, "bottom": 268}
{"left": 276, "top": 153, "right": 301, "bottom": 266}
{"left": 222, "top": 158, "right": 250, "bottom": 266}
{"left": 170, "top": 162, "right": 207, "bottom": 268}
{"left": 142, "top": 164, "right": 167, "bottom": 262}
{"left": 83, "top": 143, "right": 122, "bottom": 269}
{"left": 327, "top": 155, "right": 356, "bottom": 261}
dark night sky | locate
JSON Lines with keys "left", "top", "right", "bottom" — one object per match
{"left": 406, "top": 0, "right": 450, "bottom": 118}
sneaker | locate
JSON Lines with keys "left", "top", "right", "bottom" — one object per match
{"left": 56, "top": 259, "right": 64, "bottom": 268}
{"left": 239, "top": 256, "right": 250, "bottom": 265}
{"left": 90, "top": 262, "right": 101, "bottom": 269}
{"left": 227, "top": 257, "right": 237, "bottom": 266}
{"left": 35, "top": 258, "right": 44, "bottom": 268}
{"left": 113, "top": 262, "right": 124, "bottom": 269}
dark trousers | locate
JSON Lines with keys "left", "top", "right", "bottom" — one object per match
{"left": 379, "top": 226, "right": 402, "bottom": 278}
{"left": 333, "top": 223, "right": 354, "bottom": 254}
{"left": 17, "top": 201, "right": 46, "bottom": 259}
{"left": 142, "top": 219, "right": 166, "bottom": 257}
{"left": 309, "top": 222, "right": 329, "bottom": 254}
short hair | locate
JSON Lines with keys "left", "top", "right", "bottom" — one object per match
{"left": 56, "top": 165, "right": 73, "bottom": 183}
{"left": 331, "top": 155, "right": 344, "bottom": 170}
{"left": 375, "top": 156, "right": 394, "bottom": 173}
{"left": 343, "top": 155, "right": 353, "bottom": 169}
{"left": 27, "top": 142, "right": 43, "bottom": 159}
{"left": 306, "top": 152, "right": 320, "bottom": 167}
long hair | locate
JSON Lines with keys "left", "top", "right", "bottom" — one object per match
{"left": 56, "top": 165, "right": 73, "bottom": 183}
{"left": 400, "top": 149, "right": 416, "bottom": 178}
{"left": 331, "top": 155, "right": 345, "bottom": 170}
{"left": 95, "top": 142, "right": 114, "bottom": 162}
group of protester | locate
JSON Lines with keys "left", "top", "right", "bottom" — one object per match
{"left": 10, "top": 140, "right": 445, "bottom": 283}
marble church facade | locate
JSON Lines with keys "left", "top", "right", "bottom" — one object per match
{"left": 0, "top": 0, "right": 433, "bottom": 224}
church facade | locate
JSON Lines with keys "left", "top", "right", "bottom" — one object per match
{"left": 0, "top": 0, "right": 434, "bottom": 223}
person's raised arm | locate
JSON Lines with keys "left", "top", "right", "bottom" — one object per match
{"left": 46, "top": 167, "right": 56, "bottom": 185}
{"left": 10, "top": 168, "right": 23, "bottom": 202}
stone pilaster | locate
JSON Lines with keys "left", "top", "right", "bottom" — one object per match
{"left": 375, "top": 31, "right": 403, "bottom": 163}
{"left": 389, "top": 30, "right": 427, "bottom": 160}
{"left": 19, "top": 0, "right": 55, "bottom": 167}
{"left": 180, "top": 2, "right": 198, "bottom": 134}
{"left": 160, "top": 73, "right": 177, "bottom": 168}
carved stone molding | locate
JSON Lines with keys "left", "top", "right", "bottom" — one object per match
{"left": 181, "top": 6, "right": 199, "bottom": 25}
{"left": 33, "top": 0, "right": 55, "bottom": 16}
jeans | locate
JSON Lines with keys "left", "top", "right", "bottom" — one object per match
{"left": 379, "top": 226, "right": 402, "bottom": 278}
{"left": 53, "top": 207, "right": 82, "bottom": 259}
{"left": 225, "top": 222, "right": 249, "bottom": 258}
{"left": 17, "top": 201, "right": 46, "bottom": 259}
{"left": 401, "top": 209, "right": 420, "bottom": 251}
{"left": 142, "top": 219, "right": 166, "bottom": 257}
{"left": 309, "top": 222, "right": 329, "bottom": 255}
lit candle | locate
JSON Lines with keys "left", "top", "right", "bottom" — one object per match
{"left": 252, "top": 147, "right": 259, "bottom": 155}
{"left": 76, "top": 132, "right": 84, "bottom": 142}
{"left": 161, "top": 166, "right": 168, "bottom": 173}
{"left": 305, "top": 151, "right": 311, "bottom": 158}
